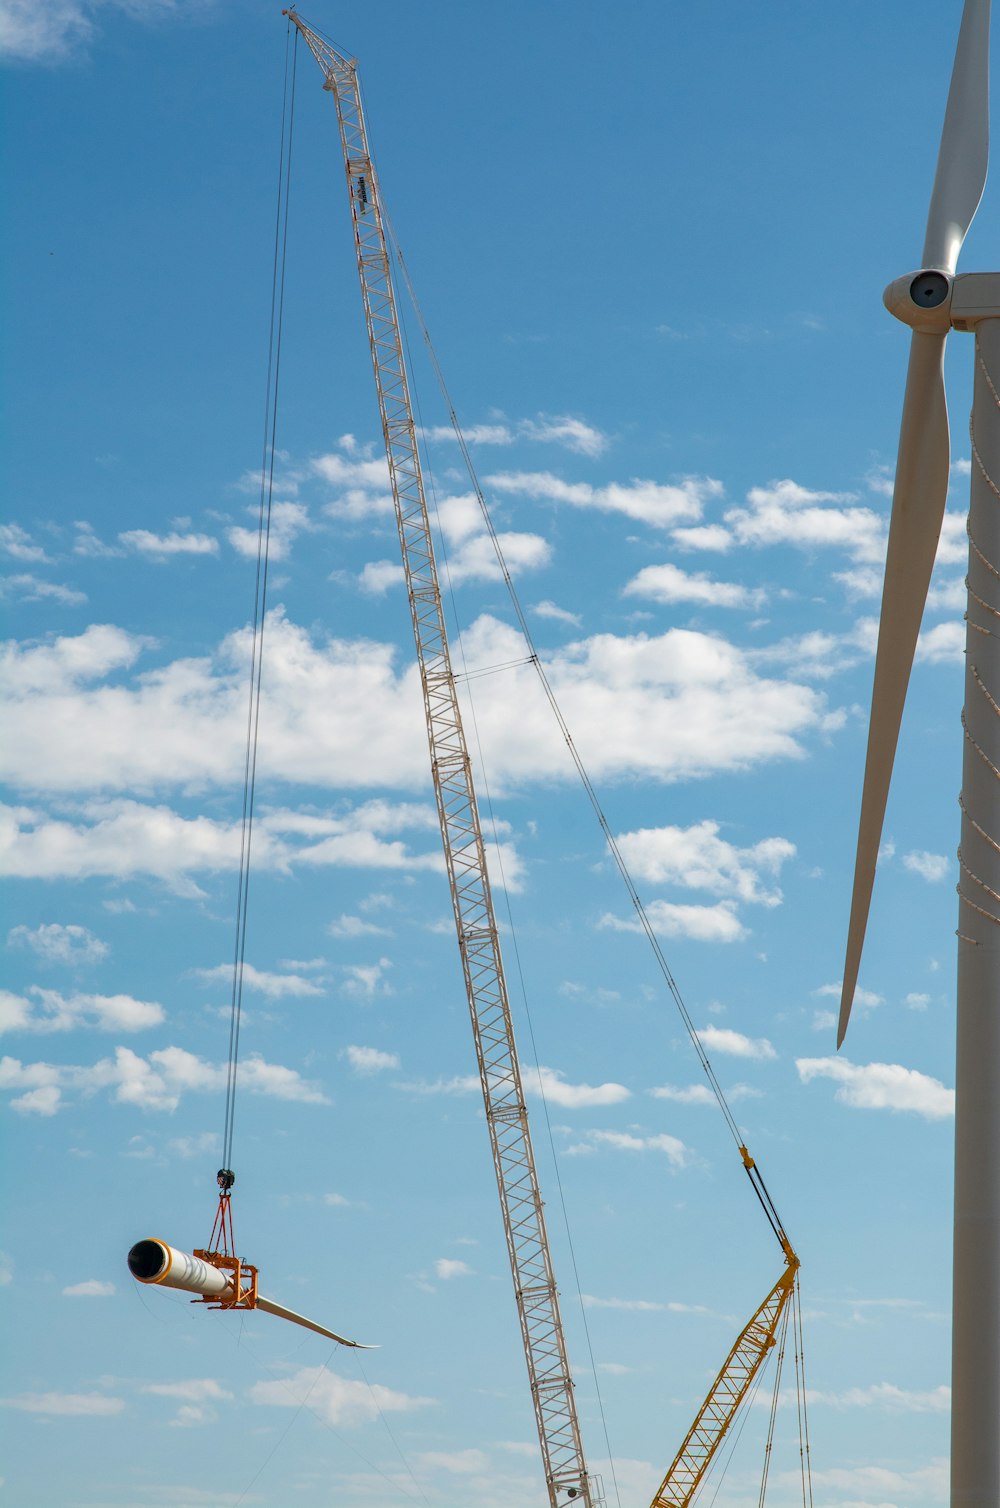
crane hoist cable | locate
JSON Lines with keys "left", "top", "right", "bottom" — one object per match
{"left": 385, "top": 220, "right": 794, "bottom": 1263}
{"left": 216, "top": 23, "right": 299, "bottom": 1227}
{"left": 383, "top": 207, "right": 815, "bottom": 1508}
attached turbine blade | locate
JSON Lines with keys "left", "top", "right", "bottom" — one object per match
{"left": 922, "top": 0, "right": 991, "bottom": 273}
{"left": 256, "top": 1293, "right": 377, "bottom": 1348}
{"left": 839, "top": 330, "right": 950, "bottom": 1046}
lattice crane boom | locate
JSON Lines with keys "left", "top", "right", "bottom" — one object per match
{"left": 648, "top": 1251, "right": 799, "bottom": 1508}
{"left": 285, "top": 13, "right": 596, "bottom": 1506}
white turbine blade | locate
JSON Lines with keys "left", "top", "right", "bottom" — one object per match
{"left": 256, "top": 1293, "right": 377, "bottom": 1348}
{"left": 922, "top": 0, "right": 991, "bottom": 273}
{"left": 839, "top": 330, "right": 950, "bottom": 1046}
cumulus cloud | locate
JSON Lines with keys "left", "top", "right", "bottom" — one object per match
{"left": 227, "top": 501, "right": 311, "bottom": 561}
{"left": 526, "top": 1064, "right": 630, "bottom": 1108}
{"left": 796, "top": 1057, "right": 954, "bottom": 1119}
{"left": 0, "top": 986, "right": 163, "bottom": 1034}
{"left": 486, "top": 470, "right": 721, "bottom": 529}
{"left": 0, "top": 574, "right": 86, "bottom": 606}
{"left": 250, "top": 1367, "right": 432, "bottom": 1428}
{"left": 623, "top": 562, "right": 765, "bottom": 610}
{"left": 433, "top": 1258, "right": 473, "bottom": 1279}
{"left": 1, "top": 612, "right": 833, "bottom": 797}
{"left": 62, "top": 1279, "right": 115, "bottom": 1297}
{"left": 532, "top": 599, "right": 582, "bottom": 628}
{"left": 119, "top": 530, "right": 219, "bottom": 558}
{"left": 650, "top": 1081, "right": 760, "bottom": 1105}
{"left": 343, "top": 1044, "right": 400, "bottom": 1074}
{"left": 698, "top": 1026, "right": 776, "bottom": 1060}
{"left": 0, "top": 523, "right": 52, "bottom": 562}
{"left": 601, "top": 899, "right": 747, "bottom": 944}
{"left": 7, "top": 922, "right": 108, "bottom": 964}
{"left": 0, "top": 0, "right": 193, "bottom": 63}
{"left": 193, "top": 963, "right": 325, "bottom": 999}
{"left": 685, "top": 478, "right": 883, "bottom": 563}
{"left": 0, "top": 1044, "right": 327, "bottom": 1115}
{"left": 141, "top": 1379, "right": 233, "bottom": 1403}
{"left": 903, "top": 850, "right": 950, "bottom": 883}
{"left": 615, "top": 820, "right": 794, "bottom": 906}
{"left": 567, "top": 1129, "right": 688, "bottom": 1167}
{"left": 0, "top": 797, "right": 446, "bottom": 889}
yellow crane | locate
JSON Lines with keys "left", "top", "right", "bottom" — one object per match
{"left": 284, "top": 14, "right": 810, "bottom": 1505}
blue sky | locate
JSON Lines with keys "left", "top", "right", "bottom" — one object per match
{"left": 2, "top": 2, "right": 995, "bottom": 1505}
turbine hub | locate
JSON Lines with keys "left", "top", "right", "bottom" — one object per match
{"left": 883, "top": 269, "right": 953, "bottom": 333}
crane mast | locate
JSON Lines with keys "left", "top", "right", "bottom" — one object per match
{"left": 285, "top": 14, "right": 596, "bottom": 1506}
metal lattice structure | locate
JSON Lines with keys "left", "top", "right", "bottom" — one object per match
{"left": 649, "top": 1258, "right": 799, "bottom": 1508}
{"left": 286, "top": 13, "right": 596, "bottom": 1506}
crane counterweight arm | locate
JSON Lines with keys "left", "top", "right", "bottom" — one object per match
{"left": 286, "top": 12, "right": 596, "bottom": 1507}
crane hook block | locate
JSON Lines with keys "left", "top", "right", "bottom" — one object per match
{"left": 216, "top": 1168, "right": 235, "bottom": 1193}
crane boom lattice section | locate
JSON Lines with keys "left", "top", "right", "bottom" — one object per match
{"left": 649, "top": 1260, "right": 798, "bottom": 1508}
{"left": 286, "top": 15, "right": 595, "bottom": 1507}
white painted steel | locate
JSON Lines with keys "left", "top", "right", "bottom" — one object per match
{"left": 953, "top": 316, "right": 1000, "bottom": 1507}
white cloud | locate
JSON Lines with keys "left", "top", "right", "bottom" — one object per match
{"left": 806, "top": 1456, "right": 947, "bottom": 1498}
{"left": 62, "top": 1279, "right": 115, "bottom": 1297}
{"left": 0, "top": 1044, "right": 327, "bottom": 1115}
{"left": 119, "top": 530, "right": 219, "bottom": 558}
{"left": 526, "top": 1064, "right": 629, "bottom": 1108}
{"left": 486, "top": 470, "right": 721, "bottom": 529}
{"left": 532, "top": 599, "right": 582, "bottom": 627}
{"left": 142, "top": 1379, "right": 233, "bottom": 1402}
{"left": 616, "top": 820, "right": 794, "bottom": 906}
{"left": 7, "top": 922, "right": 108, "bottom": 964}
{"left": 650, "top": 1081, "right": 760, "bottom": 1104}
{"left": 903, "top": 850, "right": 950, "bottom": 883}
{"left": 0, "top": 574, "right": 86, "bottom": 605}
{"left": 343, "top": 1044, "right": 400, "bottom": 1074}
{"left": 328, "top": 914, "right": 391, "bottom": 938}
{"left": 250, "top": 1366, "right": 432, "bottom": 1428}
{"left": 1, "top": 1, "right": 209, "bottom": 62}
{"left": 797, "top": 1057, "right": 954, "bottom": 1119}
{"left": 815, "top": 981, "right": 883, "bottom": 1011}
{"left": 601, "top": 899, "right": 747, "bottom": 944}
{"left": 917, "top": 620, "right": 965, "bottom": 663}
{"left": 433, "top": 1258, "right": 473, "bottom": 1279}
{"left": 794, "top": 1381, "right": 949, "bottom": 1413}
{"left": 517, "top": 415, "right": 608, "bottom": 457}
{"left": 698, "top": 1025, "right": 776, "bottom": 1060}
{"left": 227, "top": 501, "right": 311, "bottom": 561}
{"left": 0, "top": 986, "right": 163, "bottom": 1034}
{"left": 341, "top": 957, "right": 393, "bottom": 999}
{"left": 570, "top": 1129, "right": 688, "bottom": 1167}
{"left": 424, "top": 412, "right": 608, "bottom": 457}
{"left": 0, "top": 1391, "right": 123, "bottom": 1416}
{"left": 1, "top": 612, "right": 833, "bottom": 796}
{"left": 0, "top": 797, "right": 445, "bottom": 889}
{"left": 623, "top": 563, "right": 765, "bottom": 610}
{"left": 0, "top": 523, "right": 51, "bottom": 563}
{"left": 193, "top": 963, "right": 325, "bottom": 999}
{"left": 709, "top": 479, "right": 882, "bottom": 563}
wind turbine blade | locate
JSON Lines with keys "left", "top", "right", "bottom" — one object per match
{"left": 256, "top": 1293, "right": 377, "bottom": 1348}
{"left": 839, "top": 330, "right": 950, "bottom": 1046}
{"left": 922, "top": 0, "right": 991, "bottom": 273}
